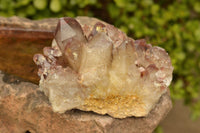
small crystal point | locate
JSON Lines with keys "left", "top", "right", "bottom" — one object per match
{"left": 54, "top": 18, "right": 87, "bottom": 71}
{"left": 60, "top": 18, "right": 76, "bottom": 41}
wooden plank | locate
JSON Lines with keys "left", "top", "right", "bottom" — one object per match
{"left": 0, "top": 17, "right": 57, "bottom": 84}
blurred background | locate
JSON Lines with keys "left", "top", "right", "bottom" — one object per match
{"left": 0, "top": 0, "right": 200, "bottom": 132}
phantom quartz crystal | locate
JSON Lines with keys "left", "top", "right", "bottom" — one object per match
{"left": 33, "top": 17, "right": 173, "bottom": 118}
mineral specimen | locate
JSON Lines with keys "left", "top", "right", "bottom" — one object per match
{"left": 33, "top": 17, "right": 173, "bottom": 118}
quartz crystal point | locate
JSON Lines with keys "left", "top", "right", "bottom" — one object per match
{"left": 33, "top": 17, "right": 173, "bottom": 118}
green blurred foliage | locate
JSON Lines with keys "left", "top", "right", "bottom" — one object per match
{"left": 1, "top": 0, "right": 200, "bottom": 120}
{"left": 154, "top": 125, "right": 163, "bottom": 133}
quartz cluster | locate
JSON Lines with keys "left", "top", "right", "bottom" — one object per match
{"left": 33, "top": 17, "right": 173, "bottom": 118}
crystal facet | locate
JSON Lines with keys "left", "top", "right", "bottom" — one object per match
{"left": 33, "top": 17, "right": 173, "bottom": 118}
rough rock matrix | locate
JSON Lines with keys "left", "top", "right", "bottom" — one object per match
{"left": 34, "top": 17, "right": 173, "bottom": 118}
{"left": 0, "top": 71, "right": 172, "bottom": 133}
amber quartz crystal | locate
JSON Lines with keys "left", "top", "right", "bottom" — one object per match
{"left": 33, "top": 17, "right": 173, "bottom": 118}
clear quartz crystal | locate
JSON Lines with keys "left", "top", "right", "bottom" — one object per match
{"left": 33, "top": 17, "right": 173, "bottom": 118}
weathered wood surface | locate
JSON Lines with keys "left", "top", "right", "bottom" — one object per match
{"left": 0, "top": 17, "right": 57, "bottom": 83}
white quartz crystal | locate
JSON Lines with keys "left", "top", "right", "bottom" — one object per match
{"left": 33, "top": 17, "right": 173, "bottom": 118}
